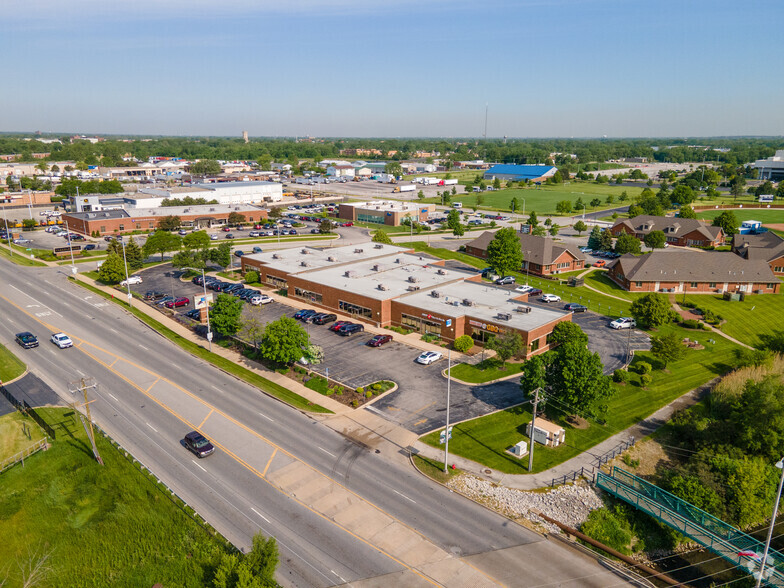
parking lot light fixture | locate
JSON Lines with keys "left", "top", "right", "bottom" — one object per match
{"left": 185, "top": 266, "right": 212, "bottom": 352}
{"left": 121, "top": 240, "right": 132, "bottom": 307}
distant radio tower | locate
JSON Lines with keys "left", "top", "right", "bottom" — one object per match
{"left": 483, "top": 103, "right": 488, "bottom": 140}
{"left": 242, "top": 130, "right": 249, "bottom": 143}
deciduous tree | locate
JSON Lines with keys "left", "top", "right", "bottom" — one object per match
{"left": 630, "top": 293, "right": 672, "bottom": 328}
{"left": 486, "top": 227, "right": 523, "bottom": 277}
{"left": 650, "top": 331, "right": 685, "bottom": 368}
{"left": 97, "top": 253, "right": 125, "bottom": 284}
{"left": 211, "top": 293, "right": 244, "bottom": 337}
{"left": 485, "top": 331, "right": 523, "bottom": 367}
{"left": 573, "top": 220, "right": 587, "bottom": 236}
{"left": 142, "top": 230, "right": 182, "bottom": 262}
{"left": 371, "top": 230, "right": 393, "bottom": 244}
{"left": 712, "top": 211, "right": 739, "bottom": 236}
{"left": 643, "top": 230, "right": 666, "bottom": 250}
{"left": 259, "top": 316, "right": 310, "bottom": 365}
{"left": 614, "top": 233, "right": 640, "bottom": 255}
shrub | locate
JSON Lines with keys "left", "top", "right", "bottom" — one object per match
{"left": 276, "top": 367, "right": 288, "bottom": 375}
{"left": 580, "top": 507, "right": 634, "bottom": 555}
{"left": 453, "top": 335, "right": 474, "bottom": 353}
{"left": 640, "top": 374, "right": 652, "bottom": 388}
{"left": 612, "top": 369, "right": 628, "bottom": 383}
{"left": 372, "top": 383, "right": 382, "bottom": 391}
{"left": 622, "top": 454, "right": 640, "bottom": 468}
{"left": 635, "top": 361, "right": 652, "bottom": 375}
{"left": 244, "top": 270, "right": 259, "bottom": 284}
{"left": 365, "top": 391, "right": 373, "bottom": 399}
{"left": 352, "top": 400, "right": 359, "bottom": 407}
{"left": 356, "top": 386, "right": 364, "bottom": 394}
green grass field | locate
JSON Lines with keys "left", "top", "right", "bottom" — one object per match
{"left": 448, "top": 358, "right": 525, "bottom": 383}
{"left": 0, "top": 342, "right": 26, "bottom": 382}
{"left": 0, "top": 242, "right": 48, "bottom": 266}
{"left": 0, "top": 407, "right": 234, "bottom": 587}
{"left": 422, "top": 323, "right": 740, "bottom": 474}
{"left": 0, "top": 412, "right": 44, "bottom": 462}
{"left": 693, "top": 208, "right": 784, "bottom": 225}
{"left": 684, "top": 292, "right": 784, "bottom": 348}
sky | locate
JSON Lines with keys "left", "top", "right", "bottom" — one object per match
{"left": 2, "top": 0, "right": 782, "bottom": 138}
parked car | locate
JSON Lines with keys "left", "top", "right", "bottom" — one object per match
{"left": 294, "top": 309, "right": 317, "bottom": 321}
{"left": 249, "top": 294, "right": 273, "bottom": 305}
{"left": 83, "top": 244, "right": 97, "bottom": 251}
{"left": 103, "top": 235, "right": 116, "bottom": 242}
{"left": 120, "top": 275, "right": 143, "bottom": 286}
{"left": 415, "top": 351, "right": 442, "bottom": 365}
{"left": 183, "top": 431, "right": 214, "bottom": 458}
{"left": 249, "top": 231, "right": 260, "bottom": 237}
{"left": 495, "top": 276, "right": 515, "bottom": 285}
{"left": 328, "top": 320, "right": 351, "bottom": 332}
{"left": 312, "top": 313, "right": 337, "bottom": 325}
{"left": 222, "top": 226, "right": 231, "bottom": 232}
{"left": 225, "top": 234, "right": 234, "bottom": 239}
{"left": 164, "top": 296, "right": 190, "bottom": 308}
{"left": 157, "top": 296, "right": 175, "bottom": 306}
{"left": 579, "top": 247, "right": 592, "bottom": 253}
{"left": 15, "top": 332, "right": 39, "bottom": 349}
{"left": 367, "top": 334, "right": 393, "bottom": 347}
{"left": 252, "top": 247, "right": 263, "bottom": 253}
{"left": 540, "top": 294, "right": 561, "bottom": 303}
{"left": 337, "top": 323, "right": 364, "bottom": 336}
{"left": 593, "top": 260, "right": 606, "bottom": 268}
{"left": 50, "top": 332, "right": 73, "bottom": 348}
{"left": 610, "top": 317, "right": 636, "bottom": 330}
{"left": 564, "top": 303, "right": 588, "bottom": 313}
{"left": 185, "top": 308, "right": 202, "bottom": 319}
{"left": 210, "top": 234, "right": 218, "bottom": 240}
{"left": 178, "top": 229, "right": 188, "bottom": 236}
{"left": 515, "top": 285, "right": 534, "bottom": 294}
{"left": 143, "top": 291, "right": 165, "bottom": 301}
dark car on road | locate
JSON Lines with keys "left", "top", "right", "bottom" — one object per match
{"left": 164, "top": 296, "right": 190, "bottom": 308}
{"left": 564, "top": 303, "right": 588, "bottom": 312}
{"left": 311, "top": 313, "right": 337, "bottom": 325}
{"left": 367, "top": 334, "right": 393, "bottom": 347}
{"left": 234, "top": 250, "right": 244, "bottom": 257}
{"left": 337, "top": 323, "right": 364, "bottom": 336}
{"left": 83, "top": 243, "right": 97, "bottom": 251}
{"left": 15, "top": 332, "right": 39, "bottom": 349}
{"left": 143, "top": 291, "right": 165, "bottom": 301}
{"left": 183, "top": 431, "right": 214, "bottom": 458}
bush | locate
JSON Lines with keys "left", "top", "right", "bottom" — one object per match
{"left": 356, "top": 386, "right": 364, "bottom": 394}
{"left": 365, "top": 391, "right": 373, "bottom": 399}
{"left": 640, "top": 374, "right": 652, "bottom": 388}
{"left": 612, "top": 369, "right": 628, "bottom": 383}
{"left": 276, "top": 367, "right": 288, "bottom": 375}
{"left": 682, "top": 319, "right": 708, "bottom": 330}
{"left": 244, "top": 270, "right": 259, "bottom": 284}
{"left": 453, "top": 335, "right": 474, "bottom": 353}
{"left": 352, "top": 400, "right": 359, "bottom": 407}
{"left": 580, "top": 507, "right": 634, "bottom": 555}
{"left": 635, "top": 361, "right": 652, "bottom": 375}
{"left": 372, "top": 383, "right": 382, "bottom": 391}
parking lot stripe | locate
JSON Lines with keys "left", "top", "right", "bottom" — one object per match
{"left": 197, "top": 409, "right": 214, "bottom": 429}
{"left": 262, "top": 448, "right": 277, "bottom": 477}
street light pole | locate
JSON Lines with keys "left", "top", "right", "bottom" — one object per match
{"left": 2, "top": 202, "right": 14, "bottom": 258}
{"left": 756, "top": 458, "right": 784, "bottom": 587}
{"left": 64, "top": 220, "right": 76, "bottom": 273}
{"left": 121, "top": 240, "right": 132, "bottom": 307}
{"left": 443, "top": 349, "right": 452, "bottom": 473}
{"left": 582, "top": 203, "right": 586, "bottom": 220}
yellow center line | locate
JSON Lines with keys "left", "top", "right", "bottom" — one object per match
{"left": 262, "top": 448, "right": 277, "bottom": 477}
{"left": 197, "top": 409, "right": 214, "bottom": 430}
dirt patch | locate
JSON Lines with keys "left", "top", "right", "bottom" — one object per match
{"left": 765, "top": 223, "right": 784, "bottom": 231}
{"left": 608, "top": 438, "right": 672, "bottom": 478}
{"left": 566, "top": 415, "right": 590, "bottom": 429}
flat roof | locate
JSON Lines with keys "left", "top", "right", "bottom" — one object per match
{"left": 127, "top": 203, "right": 268, "bottom": 217}
{"left": 194, "top": 181, "right": 278, "bottom": 189}
{"left": 399, "top": 280, "right": 569, "bottom": 332}
{"left": 244, "top": 242, "right": 412, "bottom": 274}
{"left": 341, "top": 200, "right": 434, "bottom": 213}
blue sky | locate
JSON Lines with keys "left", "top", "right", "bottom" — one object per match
{"left": 2, "top": 0, "right": 782, "bottom": 138}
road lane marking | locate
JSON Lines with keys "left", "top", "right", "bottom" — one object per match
{"left": 318, "top": 446, "right": 336, "bottom": 458}
{"left": 76, "top": 369, "right": 85, "bottom": 376}
{"left": 146, "top": 422, "right": 158, "bottom": 433}
{"left": 138, "top": 344, "right": 149, "bottom": 350}
{"left": 210, "top": 384, "right": 224, "bottom": 394}
{"left": 258, "top": 411, "right": 274, "bottom": 422}
{"left": 262, "top": 448, "right": 277, "bottom": 477}
{"left": 250, "top": 507, "right": 270, "bottom": 523}
{"left": 191, "top": 459, "right": 207, "bottom": 472}
{"left": 412, "top": 418, "right": 427, "bottom": 427}
{"left": 393, "top": 489, "right": 416, "bottom": 504}
{"left": 109, "top": 358, "right": 118, "bottom": 367}
{"left": 146, "top": 378, "right": 160, "bottom": 391}
{"left": 332, "top": 571, "right": 346, "bottom": 582}
{"left": 197, "top": 409, "right": 214, "bottom": 429}
{"left": 10, "top": 285, "right": 63, "bottom": 317}
{"left": 108, "top": 393, "right": 119, "bottom": 401}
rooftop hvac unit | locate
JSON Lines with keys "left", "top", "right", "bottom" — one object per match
{"left": 344, "top": 270, "right": 357, "bottom": 278}
{"left": 407, "top": 285, "right": 420, "bottom": 291}
{"left": 372, "top": 264, "right": 381, "bottom": 271}
{"left": 300, "top": 261, "right": 309, "bottom": 267}
{"left": 463, "top": 299, "right": 475, "bottom": 306}
{"left": 210, "top": 208, "right": 215, "bottom": 211}
{"left": 516, "top": 306, "right": 532, "bottom": 314}
{"left": 408, "top": 276, "right": 419, "bottom": 283}
{"left": 354, "top": 248, "right": 364, "bottom": 253}
{"left": 377, "top": 284, "right": 388, "bottom": 291}
{"left": 235, "top": 207, "right": 240, "bottom": 210}
{"left": 272, "top": 253, "right": 280, "bottom": 259}
{"left": 395, "top": 258, "right": 401, "bottom": 263}
{"left": 301, "top": 248, "right": 311, "bottom": 254}
{"left": 436, "top": 268, "right": 446, "bottom": 275}
{"left": 497, "top": 312, "right": 512, "bottom": 321}
{"left": 374, "top": 243, "right": 383, "bottom": 249}
{"left": 327, "top": 256, "right": 337, "bottom": 262}
{"left": 431, "top": 290, "right": 441, "bottom": 298}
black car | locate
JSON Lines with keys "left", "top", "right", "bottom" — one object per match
{"left": 183, "top": 431, "right": 215, "bottom": 458}
{"left": 185, "top": 308, "right": 202, "bottom": 319}
{"left": 83, "top": 243, "right": 97, "bottom": 251}
{"left": 234, "top": 250, "right": 245, "bottom": 258}
{"left": 143, "top": 291, "right": 165, "bottom": 301}
{"left": 15, "top": 332, "right": 39, "bottom": 349}
{"left": 337, "top": 323, "right": 364, "bottom": 336}
{"left": 311, "top": 313, "right": 337, "bottom": 325}
{"left": 564, "top": 303, "right": 588, "bottom": 313}
{"left": 294, "top": 309, "right": 318, "bottom": 321}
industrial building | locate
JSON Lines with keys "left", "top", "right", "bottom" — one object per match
{"left": 240, "top": 243, "right": 570, "bottom": 355}
{"left": 138, "top": 181, "right": 282, "bottom": 205}
{"left": 751, "top": 150, "right": 784, "bottom": 181}
{"left": 483, "top": 164, "right": 557, "bottom": 182}
{"left": 336, "top": 201, "right": 436, "bottom": 226}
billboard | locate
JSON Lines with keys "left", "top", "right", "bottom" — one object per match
{"left": 194, "top": 293, "right": 213, "bottom": 309}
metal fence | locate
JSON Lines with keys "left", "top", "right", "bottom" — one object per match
{"left": 0, "top": 438, "right": 47, "bottom": 474}
{"left": 22, "top": 401, "right": 56, "bottom": 440}
{"left": 549, "top": 436, "right": 635, "bottom": 487}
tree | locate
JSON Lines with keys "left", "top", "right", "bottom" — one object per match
{"left": 590, "top": 198, "right": 602, "bottom": 208}
{"left": 22, "top": 218, "right": 37, "bottom": 229}
{"left": 614, "top": 233, "right": 641, "bottom": 255}
{"left": 143, "top": 230, "right": 182, "bottom": 262}
{"left": 183, "top": 230, "right": 210, "bottom": 251}
{"left": 678, "top": 205, "right": 697, "bottom": 219}
{"left": 549, "top": 341, "right": 612, "bottom": 418}
{"left": 650, "top": 331, "right": 685, "bottom": 368}
{"left": 574, "top": 197, "right": 585, "bottom": 212}
{"left": 158, "top": 215, "right": 182, "bottom": 231}
{"left": 240, "top": 306, "right": 266, "bottom": 354}
{"left": 573, "top": 220, "right": 588, "bottom": 236}
{"left": 493, "top": 177, "right": 501, "bottom": 190}
{"left": 319, "top": 218, "right": 332, "bottom": 233}
{"left": 228, "top": 212, "right": 246, "bottom": 226}
{"left": 671, "top": 184, "right": 695, "bottom": 206}
{"left": 211, "top": 293, "right": 244, "bottom": 337}
{"left": 619, "top": 191, "right": 629, "bottom": 202}
{"left": 548, "top": 223, "right": 559, "bottom": 237}
{"left": 531, "top": 225, "right": 547, "bottom": 237}
{"left": 587, "top": 226, "right": 602, "bottom": 250}
{"left": 267, "top": 207, "right": 282, "bottom": 220}
{"left": 445, "top": 209, "right": 461, "bottom": 232}
{"left": 549, "top": 321, "right": 588, "bottom": 348}
{"left": 730, "top": 177, "right": 745, "bottom": 199}
{"left": 485, "top": 331, "right": 523, "bottom": 367}
{"left": 712, "top": 211, "right": 739, "bottom": 237}
{"left": 630, "top": 293, "right": 672, "bottom": 328}
{"left": 519, "top": 354, "right": 548, "bottom": 394}
{"left": 190, "top": 159, "right": 222, "bottom": 175}
{"left": 555, "top": 200, "right": 572, "bottom": 214}
{"left": 453, "top": 335, "right": 474, "bottom": 353}
{"left": 474, "top": 192, "right": 482, "bottom": 206}
{"left": 384, "top": 162, "right": 403, "bottom": 177}
{"left": 417, "top": 190, "right": 425, "bottom": 200}
{"left": 551, "top": 170, "right": 563, "bottom": 184}
{"left": 452, "top": 222, "right": 465, "bottom": 237}
{"left": 526, "top": 211, "right": 539, "bottom": 227}
{"left": 486, "top": 227, "right": 523, "bottom": 277}
{"left": 124, "top": 236, "right": 144, "bottom": 270}
{"left": 259, "top": 316, "right": 310, "bottom": 365}
{"left": 97, "top": 253, "right": 125, "bottom": 284}
{"left": 245, "top": 533, "right": 279, "bottom": 586}
{"left": 509, "top": 197, "right": 519, "bottom": 213}
{"left": 605, "top": 195, "right": 614, "bottom": 204}
{"left": 627, "top": 204, "right": 643, "bottom": 218}
{"left": 600, "top": 228, "right": 614, "bottom": 251}
{"left": 643, "top": 230, "right": 666, "bottom": 250}
{"left": 212, "top": 531, "right": 279, "bottom": 588}
{"left": 371, "top": 230, "right": 393, "bottom": 244}
{"left": 210, "top": 241, "right": 232, "bottom": 268}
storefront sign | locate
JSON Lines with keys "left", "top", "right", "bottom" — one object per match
{"left": 445, "top": 319, "right": 452, "bottom": 327}
{"left": 422, "top": 313, "right": 444, "bottom": 323}
{"left": 468, "top": 319, "right": 501, "bottom": 333}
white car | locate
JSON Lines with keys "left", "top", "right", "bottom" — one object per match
{"left": 120, "top": 275, "right": 143, "bottom": 286}
{"left": 250, "top": 294, "right": 273, "bottom": 305}
{"left": 415, "top": 351, "right": 443, "bottom": 365}
{"left": 50, "top": 332, "right": 73, "bottom": 349}
{"left": 515, "top": 285, "right": 534, "bottom": 294}
{"left": 540, "top": 294, "right": 561, "bottom": 303}
{"left": 210, "top": 234, "right": 218, "bottom": 240}
{"left": 610, "top": 317, "right": 636, "bottom": 330}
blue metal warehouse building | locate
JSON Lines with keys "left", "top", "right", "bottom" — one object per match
{"left": 483, "top": 164, "right": 557, "bottom": 182}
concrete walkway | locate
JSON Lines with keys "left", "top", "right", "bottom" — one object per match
{"left": 669, "top": 296, "right": 753, "bottom": 350}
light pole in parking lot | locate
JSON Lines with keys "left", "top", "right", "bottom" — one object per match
{"left": 121, "top": 240, "right": 132, "bottom": 307}
{"left": 2, "top": 203, "right": 14, "bottom": 258}
{"left": 64, "top": 220, "right": 76, "bottom": 273}
{"left": 443, "top": 349, "right": 452, "bottom": 473}
{"left": 185, "top": 266, "right": 212, "bottom": 352}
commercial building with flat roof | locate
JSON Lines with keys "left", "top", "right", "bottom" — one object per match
{"left": 483, "top": 164, "right": 557, "bottom": 182}
{"left": 240, "top": 243, "right": 570, "bottom": 356}
{"left": 336, "top": 200, "right": 436, "bottom": 226}
{"left": 752, "top": 150, "right": 784, "bottom": 181}
{"left": 138, "top": 180, "right": 282, "bottom": 206}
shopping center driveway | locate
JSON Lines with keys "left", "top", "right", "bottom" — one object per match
{"left": 572, "top": 313, "right": 650, "bottom": 374}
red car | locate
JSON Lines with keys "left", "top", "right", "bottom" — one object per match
{"left": 165, "top": 296, "right": 190, "bottom": 308}
{"left": 328, "top": 320, "right": 351, "bottom": 332}
{"left": 367, "top": 334, "right": 393, "bottom": 347}
{"left": 222, "top": 226, "right": 231, "bottom": 232}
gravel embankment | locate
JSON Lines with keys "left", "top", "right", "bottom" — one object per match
{"left": 448, "top": 474, "right": 604, "bottom": 533}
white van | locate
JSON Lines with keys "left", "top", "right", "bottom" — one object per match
{"left": 452, "top": 202, "right": 463, "bottom": 209}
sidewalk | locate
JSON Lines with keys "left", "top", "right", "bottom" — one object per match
{"left": 670, "top": 296, "right": 752, "bottom": 350}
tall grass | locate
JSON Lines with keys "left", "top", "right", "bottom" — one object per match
{"left": 712, "top": 354, "right": 784, "bottom": 404}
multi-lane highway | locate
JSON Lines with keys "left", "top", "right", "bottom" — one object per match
{"left": 0, "top": 257, "right": 633, "bottom": 587}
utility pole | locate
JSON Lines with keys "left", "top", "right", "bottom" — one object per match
{"left": 69, "top": 378, "right": 103, "bottom": 465}
{"left": 2, "top": 202, "right": 13, "bottom": 258}
{"left": 64, "top": 220, "right": 76, "bottom": 273}
{"left": 528, "top": 387, "right": 542, "bottom": 472}
{"left": 443, "top": 350, "right": 452, "bottom": 473}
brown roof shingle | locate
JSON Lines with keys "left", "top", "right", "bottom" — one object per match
{"left": 613, "top": 215, "right": 723, "bottom": 242}
{"left": 607, "top": 250, "right": 777, "bottom": 283}
{"left": 465, "top": 231, "right": 585, "bottom": 266}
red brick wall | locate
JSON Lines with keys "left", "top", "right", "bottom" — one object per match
{"left": 608, "top": 269, "right": 779, "bottom": 294}
{"left": 63, "top": 209, "right": 267, "bottom": 236}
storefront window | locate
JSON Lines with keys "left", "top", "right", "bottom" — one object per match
{"left": 357, "top": 213, "right": 385, "bottom": 224}
{"left": 339, "top": 300, "right": 373, "bottom": 319}
{"left": 401, "top": 313, "right": 442, "bottom": 335}
{"left": 267, "top": 276, "right": 287, "bottom": 289}
{"left": 294, "top": 288, "right": 323, "bottom": 304}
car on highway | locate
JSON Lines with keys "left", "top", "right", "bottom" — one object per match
{"left": 120, "top": 275, "right": 143, "bottom": 286}
{"left": 234, "top": 250, "right": 245, "bottom": 257}
{"left": 143, "top": 291, "right": 165, "bottom": 301}
{"left": 540, "top": 294, "right": 561, "bottom": 303}
{"left": 164, "top": 296, "right": 190, "bottom": 308}
{"left": 367, "top": 334, "right": 393, "bottom": 347}
{"left": 311, "top": 313, "right": 337, "bottom": 325}
{"left": 50, "top": 332, "right": 73, "bottom": 348}
{"left": 495, "top": 276, "right": 515, "bottom": 285}
{"left": 337, "top": 323, "right": 364, "bottom": 336}
{"left": 415, "top": 351, "right": 442, "bottom": 365}
{"left": 183, "top": 431, "right": 215, "bottom": 458}
{"left": 610, "top": 317, "right": 636, "bottom": 330}
{"left": 252, "top": 247, "right": 263, "bottom": 253}
{"left": 15, "top": 332, "right": 39, "bottom": 349}
{"left": 225, "top": 233, "right": 234, "bottom": 239}
{"left": 249, "top": 294, "right": 273, "bottom": 305}
{"left": 564, "top": 303, "right": 588, "bottom": 312}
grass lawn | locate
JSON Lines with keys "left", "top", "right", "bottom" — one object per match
{"left": 582, "top": 270, "right": 644, "bottom": 302}
{"left": 0, "top": 342, "right": 26, "bottom": 382}
{"left": 0, "top": 407, "right": 234, "bottom": 587}
{"left": 421, "top": 322, "right": 740, "bottom": 474}
{"left": 0, "top": 243, "right": 48, "bottom": 266}
{"left": 693, "top": 208, "right": 784, "bottom": 225}
{"left": 684, "top": 292, "right": 784, "bottom": 348}
{"left": 70, "top": 278, "right": 331, "bottom": 414}
{"left": 423, "top": 182, "right": 644, "bottom": 216}
{"left": 0, "top": 412, "right": 45, "bottom": 462}
{"left": 449, "top": 358, "right": 525, "bottom": 383}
